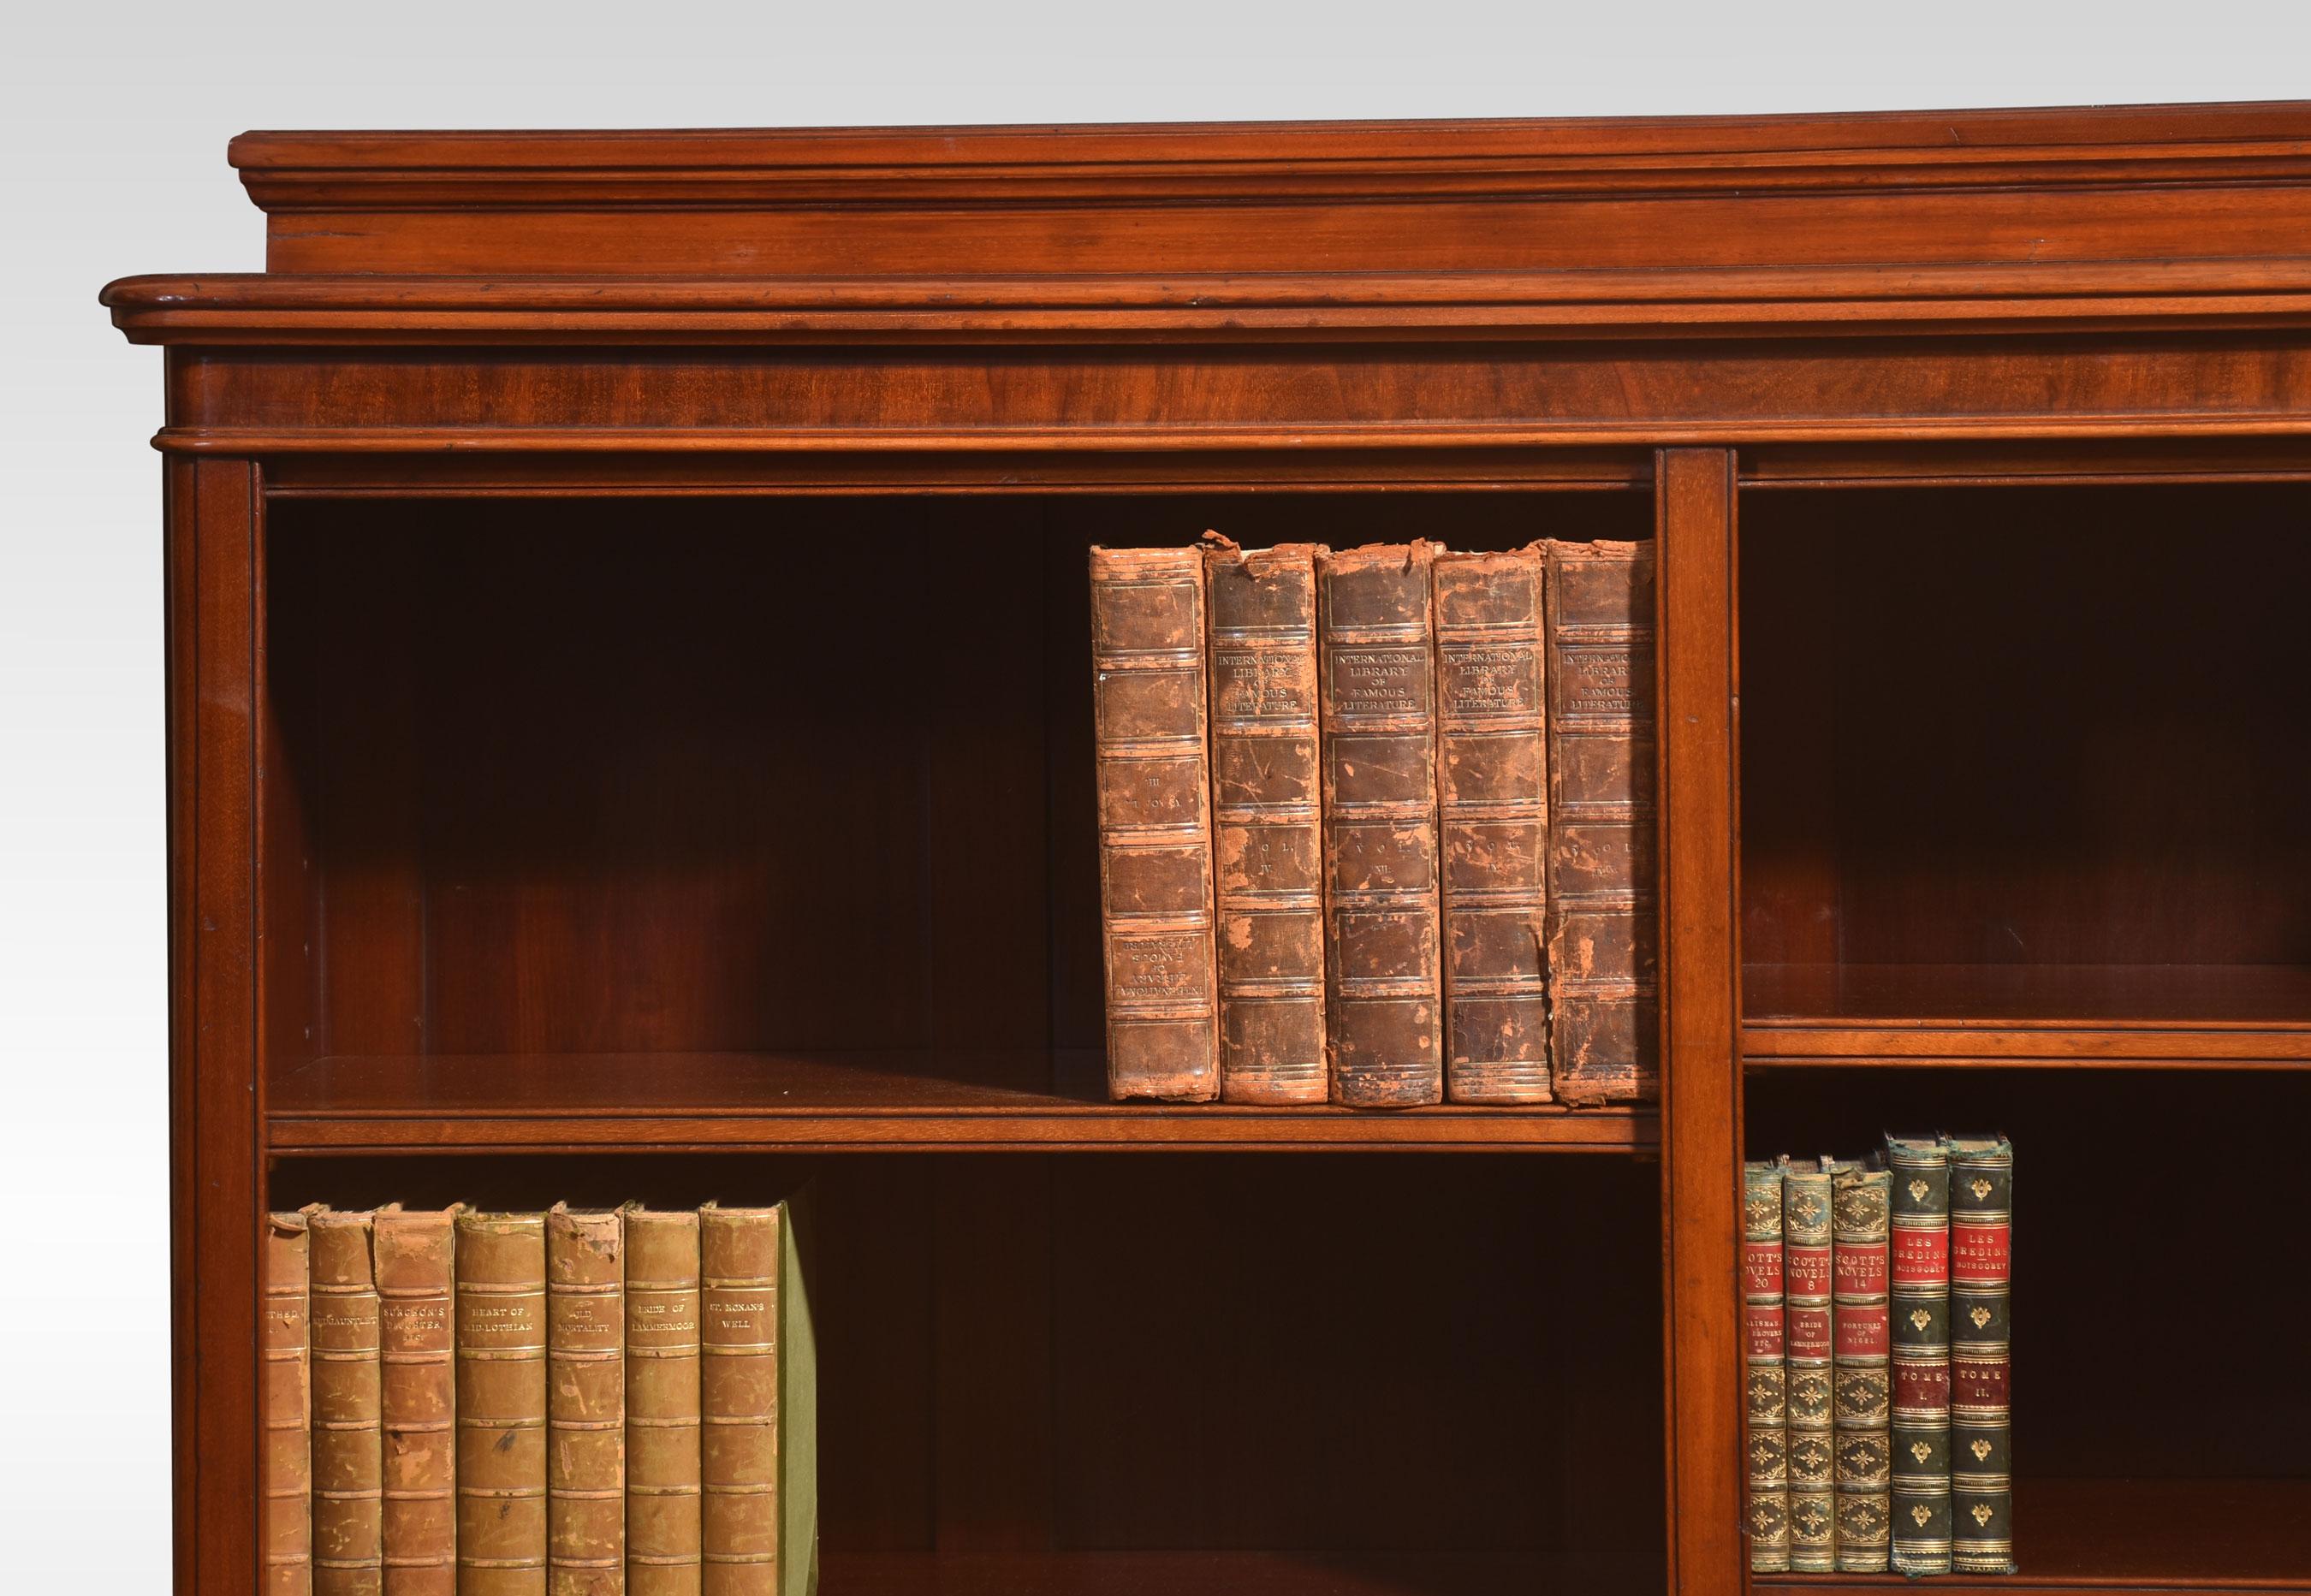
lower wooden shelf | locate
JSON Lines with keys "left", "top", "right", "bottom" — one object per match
{"left": 265, "top": 1050, "right": 1655, "bottom": 1153}
{"left": 1755, "top": 1478, "right": 2311, "bottom": 1593}
{"left": 817, "top": 1550, "right": 1583, "bottom": 1595}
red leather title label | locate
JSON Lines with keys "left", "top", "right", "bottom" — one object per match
{"left": 1951, "top": 1222, "right": 2010, "bottom": 1285}
{"left": 1744, "top": 1239, "right": 1784, "bottom": 1297}
{"left": 1892, "top": 1225, "right": 1948, "bottom": 1285}
{"left": 1746, "top": 1302, "right": 1785, "bottom": 1359}
{"left": 1834, "top": 1302, "right": 1889, "bottom": 1358}
{"left": 1833, "top": 1244, "right": 1887, "bottom": 1297}
{"left": 1952, "top": 1356, "right": 2010, "bottom": 1410}
{"left": 1785, "top": 1243, "right": 1832, "bottom": 1299}
{"left": 1893, "top": 1358, "right": 1950, "bottom": 1413}
{"left": 1787, "top": 1303, "right": 1832, "bottom": 1360}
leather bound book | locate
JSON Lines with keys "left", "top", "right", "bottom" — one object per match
{"left": 1886, "top": 1135, "right": 1953, "bottom": 1576}
{"left": 456, "top": 1212, "right": 550, "bottom": 1596}
{"left": 312, "top": 1210, "right": 386, "bottom": 1596}
{"left": 377, "top": 1207, "right": 459, "bottom": 1596}
{"left": 547, "top": 1207, "right": 627, "bottom": 1596}
{"left": 1317, "top": 541, "right": 1444, "bottom": 1107}
{"left": 1089, "top": 544, "right": 1221, "bottom": 1101}
{"left": 266, "top": 1209, "right": 317, "bottom": 1596}
{"left": 700, "top": 1206, "right": 781, "bottom": 1595}
{"left": 1204, "top": 539, "right": 1328, "bottom": 1105}
{"left": 1831, "top": 1161, "right": 1893, "bottom": 1574}
{"left": 1948, "top": 1136, "right": 2017, "bottom": 1576}
{"left": 625, "top": 1207, "right": 704, "bottom": 1596}
{"left": 1431, "top": 548, "right": 1550, "bottom": 1103}
{"left": 1541, "top": 540, "right": 1658, "bottom": 1104}
{"left": 1742, "top": 1161, "right": 1790, "bottom": 1574}
{"left": 1782, "top": 1160, "right": 1837, "bottom": 1572}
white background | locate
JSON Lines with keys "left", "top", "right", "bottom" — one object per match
{"left": 3, "top": 2, "right": 2304, "bottom": 1586}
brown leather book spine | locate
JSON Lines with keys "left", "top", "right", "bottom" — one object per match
{"left": 1204, "top": 540, "right": 1328, "bottom": 1104}
{"left": 625, "top": 1207, "right": 704, "bottom": 1596}
{"left": 312, "top": 1210, "right": 386, "bottom": 1596}
{"left": 266, "top": 1210, "right": 316, "bottom": 1596}
{"left": 548, "top": 1207, "right": 627, "bottom": 1596}
{"left": 1542, "top": 538, "right": 1659, "bottom": 1103}
{"left": 377, "top": 1207, "right": 459, "bottom": 1596}
{"left": 700, "top": 1206, "right": 782, "bottom": 1596}
{"left": 1318, "top": 541, "right": 1444, "bottom": 1106}
{"left": 457, "top": 1212, "right": 549, "bottom": 1596}
{"left": 1432, "top": 547, "right": 1551, "bottom": 1103}
{"left": 1089, "top": 543, "right": 1221, "bottom": 1101}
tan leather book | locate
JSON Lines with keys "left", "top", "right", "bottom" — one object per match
{"left": 1204, "top": 539, "right": 1328, "bottom": 1105}
{"left": 625, "top": 1207, "right": 703, "bottom": 1596}
{"left": 1089, "top": 544, "right": 1220, "bottom": 1101}
{"left": 377, "top": 1207, "right": 459, "bottom": 1596}
{"left": 1542, "top": 539, "right": 1660, "bottom": 1103}
{"left": 266, "top": 1209, "right": 317, "bottom": 1596}
{"left": 1432, "top": 548, "right": 1552, "bottom": 1103}
{"left": 548, "top": 1207, "right": 627, "bottom": 1596}
{"left": 457, "top": 1212, "right": 549, "bottom": 1596}
{"left": 312, "top": 1210, "right": 386, "bottom": 1596}
{"left": 699, "top": 1206, "right": 781, "bottom": 1596}
{"left": 1317, "top": 541, "right": 1445, "bottom": 1107}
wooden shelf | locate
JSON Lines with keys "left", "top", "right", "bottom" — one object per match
{"left": 817, "top": 1550, "right": 1582, "bottom": 1595}
{"left": 1755, "top": 1477, "right": 2311, "bottom": 1593}
{"left": 1743, "top": 965, "right": 2311, "bottom": 1069}
{"left": 266, "top": 1051, "right": 1655, "bottom": 1153}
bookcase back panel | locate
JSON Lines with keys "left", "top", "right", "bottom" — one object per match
{"left": 270, "top": 1151, "right": 1666, "bottom": 1587}
{"left": 1741, "top": 483, "right": 2311, "bottom": 976}
{"left": 262, "top": 489, "right": 1649, "bottom": 1105}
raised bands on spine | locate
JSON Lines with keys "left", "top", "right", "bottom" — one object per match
{"left": 1949, "top": 1136, "right": 2016, "bottom": 1576}
{"left": 701, "top": 1205, "right": 784, "bottom": 1595}
{"left": 311, "top": 1209, "right": 385, "bottom": 1596}
{"left": 1743, "top": 1161, "right": 1791, "bottom": 1574}
{"left": 1783, "top": 1160, "right": 1838, "bottom": 1572}
{"left": 265, "top": 1209, "right": 317, "bottom": 1596}
{"left": 1831, "top": 1161, "right": 1893, "bottom": 1574}
{"left": 376, "top": 1207, "right": 459, "bottom": 1596}
{"left": 625, "top": 1207, "right": 704, "bottom": 1596}
{"left": 1887, "top": 1134, "right": 1954, "bottom": 1576}
{"left": 455, "top": 1211, "right": 550, "bottom": 1596}
{"left": 547, "top": 1206, "right": 626, "bottom": 1595}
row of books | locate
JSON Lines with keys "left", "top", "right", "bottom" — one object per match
{"left": 1089, "top": 537, "right": 1656, "bottom": 1108}
{"left": 264, "top": 1201, "right": 815, "bottom": 1596}
{"left": 1744, "top": 1137, "right": 2014, "bottom": 1577}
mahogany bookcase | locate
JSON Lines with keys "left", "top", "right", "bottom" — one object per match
{"left": 106, "top": 105, "right": 2311, "bottom": 1596}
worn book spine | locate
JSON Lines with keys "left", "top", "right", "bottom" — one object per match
{"left": 1742, "top": 1161, "right": 1790, "bottom": 1574}
{"left": 1542, "top": 539, "right": 1658, "bottom": 1103}
{"left": 266, "top": 1210, "right": 317, "bottom": 1596}
{"left": 1204, "top": 539, "right": 1328, "bottom": 1105}
{"left": 1089, "top": 544, "right": 1221, "bottom": 1101}
{"left": 1887, "top": 1135, "right": 1953, "bottom": 1575}
{"left": 1783, "top": 1160, "right": 1837, "bottom": 1572}
{"left": 627, "top": 1207, "right": 704, "bottom": 1596}
{"left": 376, "top": 1207, "right": 459, "bottom": 1596}
{"left": 1317, "top": 541, "right": 1444, "bottom": 1107}
{"left": 701, "top": 1206, "right": 783, "bottom": 1596}
{"left": 1431, "top": 548, "right": 1550, "bottom": 1103}
{"left": 312, "top": 1211, "right": 385, "bottom": 1596}
{"left": 457, "top": 1212, "right": 550, "bottom": 1596}
{"left": 548, "top": 1207, "right": 627, "bottom": 1596}
{"left": 1832, "top": 1162, "right": 1893, "bottom": 1574}
{"left": 1949, "top": 1136, "right": 2016, "bottom": 1575}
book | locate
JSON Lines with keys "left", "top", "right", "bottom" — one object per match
{"left": 311, "top": 1209, "right": 385, "bottom": 1596}
{"left": 1782, "top": 1159, "right": 1837, "bottom": 1572}
{"left": 376, "top": 1207, "right": 459, "bottom": 1596}
{"left": 1089, "top": 544, "right": 1221, "bottom": 1101}
{"left": 266, "top": 1209, "right": 317, "bottom": 1596}
{"left": 1317, "top": 541, "right": 1445, "bottom": 1107}
{"left": 700, "top": 1206, "right": 782, "bottom": 1594}
{"left": 1203, "top": 538, "right": 1328, "bottom": 1105}
{"left": 1542, "top": 539, "right": 1658, "bottom": 1104}
{"left": 1742, "top": 1161, "right": 1791, "bottom": 1574}
{"left": 1886, "top": 1135, "right": 1953, "bottom": 1575}
{"left": 1949, "top": 1136, "right": 2017, "bottom": 1575}
{"left": 627, "top": 1206, "right": 704, "bottom": 1595}
{"left": 548, "top": 1207, "right": 627, "bottom": 1595}
{"left": 456, "top": 1212, "right": 550, "bottom": 1596}
{"left": 1831, "top": 1161, "right": 1893, "bottom": 1574}
{"left": 1431, "top": 548, "right": 1551, "bottom": 1103}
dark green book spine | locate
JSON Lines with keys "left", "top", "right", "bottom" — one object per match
{"left": 1782, "top": 1159, "right": 1836, "bottom": 1572}
{"left": 1744, "top": 1160, "right": 1790, "bottom": 1573}
{"left": 1949, "top": 1136, "right": 2016, "bottom": 1575}
{"left": 1886, "top": 1134, "right": 1952, "bottom": 1575}
{"left": 1831, "top": 1160, "right": 1892, "bottom": 1573}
